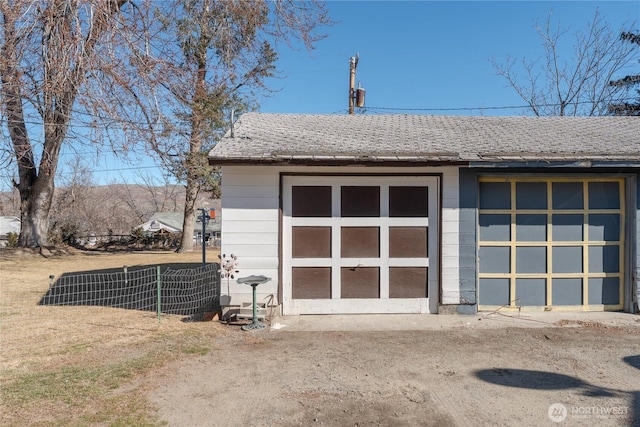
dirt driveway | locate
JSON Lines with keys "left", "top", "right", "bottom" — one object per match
{"left": 149, "top": 313, "right": 640, "bottom": 427}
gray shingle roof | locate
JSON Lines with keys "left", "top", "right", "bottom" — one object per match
{"left": 147, "top": 212, "right": 184, "bottom": 230}
{"left": 140, "top": 212, "right": 221, "bottom": 233}
{"left": 208, "top": 113, "right": 640, "bottom": 165}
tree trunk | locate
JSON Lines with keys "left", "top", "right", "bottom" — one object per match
{"left": 177, "top": 176, "right": 198, "bottom": 252}
{"left": 1, "top": 1, "right": 127, "bottom": 248}
{"left": 3, "top": 11, "right": 54, "bottom": 247}
{"left": 177, "top": 25, "right": 210, "bottom": 253}
{"left": 18, "top": 174, "right": 55, "bottom": 247}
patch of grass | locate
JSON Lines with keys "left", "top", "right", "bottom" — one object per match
{"left": 83, "top": 394, "right": 167, "bottom": 427}
{"left": 57, "top": 342, "right": 93, "bottom": 355}
{"left": 0, "top": 326, "right": 222, "bottom": 426}
{"left": 1, "top": 350, "right": 169, "bottom": 426}
{"left": 3, "top": 356, "right": 154, "bottom": 407}
{"left": 182, "top": 345, "right": 210, "bottom": 356}
{"left": 3, "top": 366, "right": 99, "bottom": 406}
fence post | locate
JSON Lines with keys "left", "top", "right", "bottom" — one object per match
{"left": 157, "top": 265, "right": 161, "bottom": 323}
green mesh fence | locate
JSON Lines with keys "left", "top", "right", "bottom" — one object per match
{"left": 39, "top": 263, "right": 220, "bottom": 318}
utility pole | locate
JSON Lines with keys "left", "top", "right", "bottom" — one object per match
{"left": 349, "top": 55, "right": 358, "bottom": 114}
{"left": 348, "top": 54, "right": 365, "bottom": 114}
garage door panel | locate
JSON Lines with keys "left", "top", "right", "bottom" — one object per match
{"left": 552, "top": 182, "right": 583, "bottom": 209}
{"left": 341, "top": 227, "right": 380, "bottom": 258}
{"left": 292, "top": 227, "right": 331, "bottom": 258}
{"left": 516, "top": 247, "right": 546, "bottom": 274}
{"left": 389, "top": 186, "right": 429, "bottom": 217}
{"left": 588, "top": 214, "right": 620, "bottom": 241}
{"left": 389, "top": 267, "right": 428, "bottom": 298}
{"left": 588, "top": 245, "right": 620, "bottom": 273}
{"left": 552, "top": 278, "right": 583, "bottom": 306}
{"left": 341, "top": 186, "right": 380, "bottom": 217}
{"left": 479, "top": 182, "right": 510, "bottom": 209}
{"left": 516, "top": 278, "right": 546, "bottom": 306}
{"left": 389, "top": 227, "right": 428, "bottom": 258}
{"left": 552, "top": 246, "right": 583, "bottom": 274}
{"left": 479, "top": 247, "right": 510, "bottom": 273}
{"left": 478, "top": 177, "right": 624, "bottom": 311}
{"left": 552, "top": 214, "right": 583, "bottom": 241}
{"left": 341, "top": 267, "right": 380, "bottom": 298}
{"left": 588, "top": 182, "right": 620, "bottom": 209}
{"left": 478, "top": 278, "right": 510, "bottom": 306}
{"left": 516, "top": 214, "right": 546, "bottom": 241}
{"left": 588, "top": 277, "right": 620, "bottom": 305}
{"left": 516, "top": 182, "right": 547, "bottom": 210}
{"left": 292, "top": 186, "right": 332, "bottom": 217}
{"left": 479, "top": 214, "right": 510, "bottom": 241}
{"left": 292, "top": 267, "right": 331, "bottom": 299}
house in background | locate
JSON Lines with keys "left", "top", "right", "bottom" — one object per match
{"left": 137, "top": 210, "right": 221, "bottom": 246}
{"left": 138, "top": 212, "right": 184, "bottom": 234}
{"left": 0, "top": 216, "right": 20, "bottom": 247}
{"left": 209, "top": 113, "right": 640, "bottom": 315}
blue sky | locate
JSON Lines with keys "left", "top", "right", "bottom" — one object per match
{"left": 259, "top": 0, "right": 640, "bottom": 115}
{"left": 29, "top": 1, "right": 640, "bottom": 191}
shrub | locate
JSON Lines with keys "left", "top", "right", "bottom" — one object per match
{"left": 5, "top": 232, "right": 18, "bottom": 247}
{"left": 130, "top": 227, "right": 145, "bottom": 243}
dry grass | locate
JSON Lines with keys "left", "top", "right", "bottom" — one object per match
{"left": 0, "top": 248, "right": 225, "bottom": 426}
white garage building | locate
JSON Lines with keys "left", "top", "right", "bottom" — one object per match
{"left": 208, "top": 113, "right": 640, "bottom": 315}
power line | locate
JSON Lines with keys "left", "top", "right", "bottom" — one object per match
{"left": 364, "top": 97, "right": 640, "bottom": 113}
{"left": 366, "top": 105, "right": 529, "bottom": 112}
{"left": 55, "top": 165, "right": 161, "bottom": 176}
{"left": 2, "top": 96, "right": 639, "bottom": 130}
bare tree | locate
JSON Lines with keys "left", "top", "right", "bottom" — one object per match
{"left": 49, "top": 155, "right": 96, "bottom": 243}
{"left": 609, "top": 31, "right": 640, "bottom": 116}
{"left": 90, "top": 185, "right": 135, "bottom": 236}
{"left": 48, "top": 156, "right": 136, "bottom": 243}
{"left": 0, "top": 186, "right": 20, "bottom": 216}
{"left": 93, "top": 0, "right": 332, "bottom": 252}
{"left": 0, "top": 0, "right": 130, "bottom": 246}
{"left": 492, "top": 10, "right": 639, "bottom": 116}
{"left": 2, "top": 1, "right": 331, "bottom": 249}
{"left": 119, "top": 170, "right": 184, "bottom": 224}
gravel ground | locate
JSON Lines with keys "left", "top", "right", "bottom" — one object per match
{"left": 149, "top": 312, "right": 640, "bottom": 427}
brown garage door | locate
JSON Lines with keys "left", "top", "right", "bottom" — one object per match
{"left": 282, "top": 176, "right": 439, "bottom": 315}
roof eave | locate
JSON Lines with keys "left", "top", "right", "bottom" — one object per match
{"left": 209, "top": 157, "right": 469, "bottom": 167}
{"left": 470, "top": 159, "right": 640, "bottom": 168}
{"left": 210, "top": 158, "right": 640, "bottom": 168}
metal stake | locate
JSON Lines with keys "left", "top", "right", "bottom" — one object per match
{"left": 197, "top": 208, "right": 210, "bottom": 268}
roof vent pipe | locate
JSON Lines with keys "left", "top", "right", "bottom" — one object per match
{"left": 230, "top": 109, "right": 235, "bottom": 138}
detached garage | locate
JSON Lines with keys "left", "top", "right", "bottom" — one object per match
{"left": 208, "top": 113, "right": 640, "bottom": 315}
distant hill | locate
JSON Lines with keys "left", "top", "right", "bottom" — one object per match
{"left": 0, "top": 184, "right": 219, "bottom": 236}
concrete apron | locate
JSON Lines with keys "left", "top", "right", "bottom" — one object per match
{"left": 267, "top": 311, "right": 640, "bottom": 332}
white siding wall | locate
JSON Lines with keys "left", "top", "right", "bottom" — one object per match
{"left": 220, "top": 165, "right": 462, "bottom": 309}
{"left": 220, "top": 166, "right": 280, "bottom": 304}
{"left": 441, "top": 168, "right": 461, "bottom": 305}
